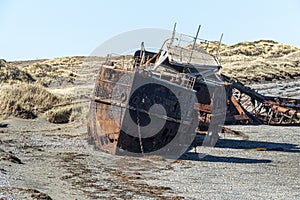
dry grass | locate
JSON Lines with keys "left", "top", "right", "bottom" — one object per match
{"left": 201, "top": 40, "right": 299, "bottom": 57}
{"left": 20, "top": 57, "right": 84, "bottom": 87}
{"left": 45, "top": 106, "right": 72, "bottom": 123}
{"left": 198, "top": 40, "right": 300, "bottom": 82}
{"left": 45, "top": 103, "right": 85, "bottom": 124}
{"left": 0, "top": 59, "right": 35, "bottom": 84}
{"left": 0, "top": 83, "right": 70, "bottom": 119}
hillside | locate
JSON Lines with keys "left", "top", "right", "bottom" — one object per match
{"left": 0, "top": 59, "right": 35, "bottom": 84}
{"left": 19, "top": 57, "right": 85, "bottom": 87}
{"left": 2, "top": 40, "right": 299, "bottom": 85}
{"left": 199, "top": 40, "right": 300, "bottom": 83}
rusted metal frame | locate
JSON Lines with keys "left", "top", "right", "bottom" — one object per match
{"left": 127, "top": 104, "right": 192, "bottom": 126}
{"left": 251, "top": 100, "right": 262, "bottom": 113}
{"left": 144, "top": 52, "right": 160, "bottom": 67}
{"left": 194, "top": 103, "right": 212, "bottom": 113}
{"left": 254, "top": 103, "right": 264, "bottom": 115}
{"left": 94, "top": 95, "right": 191, "bottom": 126}
{"left": 267, "top": 110, "right": 274, "bottom": 125}
{"left": 270, "top": 104, "right": 296, "bottom": 116}
{"left": 230, "top": 95, "right": 246, "bottom": 116}
{"left": 93, "top": 104, "right": 106, "bottom": 147}
{"left": 135, "top": 103, "right": 145, "bottom": 156}
{"left": 93, "top": 102, "right": 120, "bottom": 153}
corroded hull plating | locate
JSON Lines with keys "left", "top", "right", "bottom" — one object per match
{"left": 88, "top": 67, "right": 198, "bottom": 157}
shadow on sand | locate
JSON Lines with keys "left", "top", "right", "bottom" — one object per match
{"left": 180, "top": 153, "right": 272, "bottom": 163}
{"left": 180, "top": 134, "right": 299, "bottom": 163}
{"left": 214, "top": 137, "right": 300, "bottom": 153}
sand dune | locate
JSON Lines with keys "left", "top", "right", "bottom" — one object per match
{"left": 200, "top": 40, "right": 300, "bottom": 83}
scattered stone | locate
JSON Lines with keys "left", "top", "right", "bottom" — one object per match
{"left": 0, "top": 123, "right": 8, "bottom": 128}
{"left": 19, "top": 188, "right": 53, "bottom": 200}
{"left": 0, "top": 148, "right": 23, "bottom": 164}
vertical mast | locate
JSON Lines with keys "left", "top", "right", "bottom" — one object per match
{"left": 169, "top": 22, "right": 177, "bottom": 48}
{"left": 216, "top": 33, "right": 223, "bottom": 64}
{"left": 189, "top": 25, "right": 201, "bottom": 62}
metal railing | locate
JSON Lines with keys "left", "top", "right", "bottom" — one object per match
{"left": 158, "top": 70, "right": 196, "bottom": 90}
{"left": 165, "top": 32, "right": 221, "bottom": 66}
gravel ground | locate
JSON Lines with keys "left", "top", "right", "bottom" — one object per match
{"left": 0, "top": 115, "right": 299, "bottom": 200}
{"left": 148, "top": 125, "right": 300, "bottom": 199}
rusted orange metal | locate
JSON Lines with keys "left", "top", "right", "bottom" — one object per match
{"left": 87, "top": 28, "right": 300, "bottom": 157}
{"left": 224, "top": 76, "right": 300, "bottom": 125}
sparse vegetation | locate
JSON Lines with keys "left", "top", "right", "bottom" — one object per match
{"left": 45, "top": 106, "right": 72, "bottom": 123}
{"left": 20, "top": 57, "right": 83, "bottom": 87}
{"left": 0, "top": 83, "right": 70, "bottom": 119}
{"left": 45, "top": 103, "right": 85, "bottom": 124}
{"left": 0, "top": 59, "right": 35, "bottom": 84}
{"left": 198, "top": 40, "right": 300, "bottom": 82}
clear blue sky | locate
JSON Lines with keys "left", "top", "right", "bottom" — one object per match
{"left": 1, "top": 0, "right": 300, "bottom": 61}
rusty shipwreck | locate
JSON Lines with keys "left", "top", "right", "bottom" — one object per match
{"left": 87, "top": 25, "right": 300, "bottom": 158}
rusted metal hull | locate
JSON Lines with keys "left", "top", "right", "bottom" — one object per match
{"left": 88, "top": 67, "right": 300, "bottom": 158}
{"left": 88, "top": 66, "right": 198, "bottom": 157}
